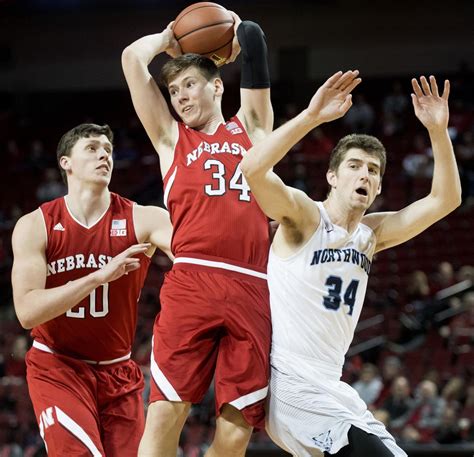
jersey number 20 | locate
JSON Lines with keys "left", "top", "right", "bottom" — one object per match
{"left": 323, "top": 276, "right": 359, "bottom": 316}
{"left": 204, "top": 159, "right": 251, "bottom": 202}
{"left": 66, "top": 283, "right": 109, "bottom": 318}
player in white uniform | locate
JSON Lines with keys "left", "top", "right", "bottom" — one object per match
{"left": 240, "top": 71, "right": 461, "bottom": 456}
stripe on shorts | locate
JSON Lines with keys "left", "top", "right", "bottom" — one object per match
{"left": 55, "top": 406, "right": 102, "bottom": 457}
{"left": 150, "top": 336, "right": 182, "bottom": 402}
{"left": 229, "top": 385, "right": 268, "bottom": 410}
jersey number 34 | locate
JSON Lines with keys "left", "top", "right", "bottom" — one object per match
{"left": 323, "top": 276, "right": 359, "bottom": 316}
{"left": 204, "top": 159, "right": 251, "bottom": 202}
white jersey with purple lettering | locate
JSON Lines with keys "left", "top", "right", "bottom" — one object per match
{"left": 266, "top": 201, "right": 407, "bottom": 456}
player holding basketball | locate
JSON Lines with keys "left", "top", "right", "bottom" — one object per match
{"left": 11, "top": 123, "right": 173, "bottom": 456}
{"left": 240, "top": 73, "right": 460, "bottom": 456}
{"left": 122, "top": 9, "right": 273, "bottom": 457}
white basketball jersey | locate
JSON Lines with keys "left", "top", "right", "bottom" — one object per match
{"left": 268, "top": 201, "right": 376, "bottom": 381}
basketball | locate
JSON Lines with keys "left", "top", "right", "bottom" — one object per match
{"left": 172, "top": 2, "right": 235, "bottom": 67}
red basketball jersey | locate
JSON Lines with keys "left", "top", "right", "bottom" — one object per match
{"left": 163, "top": 116, "right": 269, "bottom": 271}
{"left": 31, "top": 193, "right": 150, "bottom": 361}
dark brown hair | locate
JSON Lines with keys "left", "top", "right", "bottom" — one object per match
{"left": 329, "top": 134, "right": 386, "bottom": 176}
{"left": 57, "top": 123, "right": 113, "bottom": 183}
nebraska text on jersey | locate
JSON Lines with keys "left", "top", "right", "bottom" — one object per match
{"left": 47, "top": 253, "right": 112, "bottom": 276}
{"left": 186, "top": 140, "right": 247, "bottom": 166}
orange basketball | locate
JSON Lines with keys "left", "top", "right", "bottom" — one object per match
{"left": 172, "top": 2, "right": 235, "bottom": 67}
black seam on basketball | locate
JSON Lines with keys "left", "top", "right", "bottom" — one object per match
{"left": 174, "top": 4, "right": 226, "bottom": 30}
{"left": 175, "top": 20, "right": 234, "bottom": 40}
{"left": 205, "top": 36, "right": 234, "bottom": 55}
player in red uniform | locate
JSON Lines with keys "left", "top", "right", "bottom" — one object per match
{"left": 11, "top": 123, "right": 173, "bottom": 456}
{"left": 122, "top": 12, "right": 273, "bottom": 457}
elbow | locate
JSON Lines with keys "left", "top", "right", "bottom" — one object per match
{"left": 121, "top": 46, "right": 140, "bottom": 69}
{"left": 17, "top": 314, "right": 34, "bottom": 330}
{"left": 14, "top": 303, "right": 35, "bottom": 330}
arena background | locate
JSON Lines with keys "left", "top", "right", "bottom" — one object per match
{"left": 0, "top": 0, "right": 473, "bottom": 455}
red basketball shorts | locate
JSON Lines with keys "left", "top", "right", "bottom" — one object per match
{"left": 26, "top": 346, "right": 145, "bottom": 456}
{"left": 149, "top": 263, "right": 271, "bottom": 429}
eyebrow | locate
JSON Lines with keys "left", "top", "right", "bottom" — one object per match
{"left": 347, "top": 158, "right": 380, "bottom": 170}
{"left": 169, "top": 76, "right": 196, "bottom": 89}
{"left": 86, "top": 139, "right": 113, "bottom": 151}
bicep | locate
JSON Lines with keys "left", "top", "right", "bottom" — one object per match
{"left": 11, "top": 216, "right": 47, "bottom": 308}
{"left": 134, "top": 205, "right": 173, "bottom": 258}
{"left": 367, "top": 196, "right": 445, "bottom": 253}
{"left": 248, "top": 170, "right": 314, "bottom": 227}
{"left": 238, "top": 88, "right": 273, "bottom": 136}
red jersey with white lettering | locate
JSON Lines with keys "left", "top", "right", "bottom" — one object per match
{"left": 163, "top": 116, "right": 269, "bottom": 272}
{"left": 31, "top": 193, "right": 150, "bottom": 361}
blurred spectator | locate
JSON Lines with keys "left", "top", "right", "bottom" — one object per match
{"left": 402, "top": 133, "right": 433, "bottom": 179}
{"left": 382, "top": 81, "right": 408, "bottom": 136}
{"left": 375, "top": 356, "right": 403, "bottom": 406}
{"left": 5, "top": 335, "right": 27, "bottom": 378}
{"left": 35, "top": 168, "right": 66, "bottom": 203}
{"left": 435, "top": 406, "right": 463, "bottom": 444}
{"left": 383, "top": 376, "right": 414, "bottom": 427}
{"left": 352, "top": 363, "right": 383, "bottom": 407}
{"left": 431, "top": 261, "right": 457, "bottom": 293}
{"left": 342, "top": 94, "right": 375, "bottom": 133}
{"left": 399, "top": 380, "right": 446, "bottom": 443}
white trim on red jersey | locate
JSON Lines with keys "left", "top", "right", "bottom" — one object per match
{"left": 174, "top": 256, "right": 267, "bottom": 280}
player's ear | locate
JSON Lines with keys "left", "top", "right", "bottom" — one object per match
{"left": 326, "top": 169, "right": 337, "bottom": 188}
{"left": 59, "top": 156, "right": 71, "bottom": 173}
{"left": 213, "top": 77, "right": 224, "bottom": 97}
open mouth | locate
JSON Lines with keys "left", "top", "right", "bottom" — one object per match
{"left": 356, "top": 187, "right": 368, "bottom": 196}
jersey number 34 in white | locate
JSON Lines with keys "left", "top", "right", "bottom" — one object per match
{"left": 66, "top": 283, "right": 109, "bottom": 318}
{"left": 204, "top": 159, "right": 251, "bottom": 202}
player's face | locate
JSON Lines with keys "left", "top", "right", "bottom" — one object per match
{"left": 327, "top": 148, "right": 382, "bottom": 211}
{"left": 63, "top": 135, "right": 113, "bottom": 186}
{"left": 168, "top": 67, "right": 223, "bottom": 128}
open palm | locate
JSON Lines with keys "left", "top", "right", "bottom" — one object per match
{"left": 307, "top": 70, "right": 361, "bottom": 124}
{"left": 412, "top": 76, "right": 450, "bottom": 131}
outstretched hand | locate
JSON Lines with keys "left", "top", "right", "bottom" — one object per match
{"left": 306, "top": 70, "right": 361, "bottom": 124}
{"left": 94, "top": 243, "right": 151, "bottom": 284}
{"left": 411, "top": 76, "right": 450, "bottom": 132}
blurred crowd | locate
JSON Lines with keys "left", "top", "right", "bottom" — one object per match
{"left": 0, "top": 68, "right": 473, "bottom": 455}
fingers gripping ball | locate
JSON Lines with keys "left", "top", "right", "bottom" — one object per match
{"left": 172, "top": 2, "right": 235, "bottom": 67}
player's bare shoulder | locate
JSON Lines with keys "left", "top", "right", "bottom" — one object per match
{"left": 12, "top": 208, "right": 47, "bottom": 252}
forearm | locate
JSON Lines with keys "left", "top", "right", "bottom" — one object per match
{"left": 123, "top": 32, "right": 170, "bottom": 67}
{"left": 15, "top": 271, "right": 103, "bottom": 329}
{"left": 428, "top": 128, "right": 462, "bottom": 207}
{"left": 241, "top": 109, "right": 318, "bottom": 178}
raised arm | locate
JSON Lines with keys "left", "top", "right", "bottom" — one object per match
{"left": 363, "top": 76, "right": 462, "bottom": 252}
{"left": 121, "top": 25, "right": 181, "bottom": 173}
{"left": 229, "top": 14, "right": 273, "bottom": 142}
{"left": 241, "top": 70, "right": 361, "bottom": 236}
{"left": 12, "top": 210, "right": 150, "bottom": 329}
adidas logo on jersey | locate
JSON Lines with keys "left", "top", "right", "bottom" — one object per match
{"left": 53, "top": 223, "right": 65, "bottom": 231}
